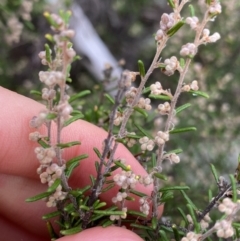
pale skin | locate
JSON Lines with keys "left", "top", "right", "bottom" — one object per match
{"left": 0, "top": 87, "right": 163, "bottom": 241}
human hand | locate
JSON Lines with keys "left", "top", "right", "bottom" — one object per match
{"left": 0, "top": 87, "right": 163, "bottom": 241}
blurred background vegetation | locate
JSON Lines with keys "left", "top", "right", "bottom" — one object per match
{"left": 1, "top": 0, "right": 240, "bottom": 221}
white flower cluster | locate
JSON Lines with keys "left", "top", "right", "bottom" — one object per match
{"left": 202, "top": 29, "right": 221, "bottom": 43}
{"left": 182, "top": 80, "right": 199, "bottom": 92}
{"left": 155, "top": 12, "right": 175, "bottom": 41}
{"left": 154, "top": 131, "right": 169, "bottom": 146}
{"left": 200, "top": 213, "right": 211, "bottom": 230}
{"left": 139, "top": 136, "right": 155, "bottom": 151}
{"left": 42, "top": 88, "right": 56, "bottom": 100}
{"left": 125, "top": 132, "right": 137, "bottom": 147}
{"left": 46, "top": 185, "right": 67, "bottom": 207}
{"left": 55, "top": 96, "right": 73, "bottom": 123}
{"left": 139, "top": 175, "right": 153, "bottom": 186}
{"left": 163, "top": 56, "right": 179, "bottom": 76}
{"left": 29, "top": 110, "right": 49, "bottom": 128}
{"left": 214, "top": 220, "right": 234, "bottom": 238}
{"left": 137, "top": 97, "right": 152, "bottom": 110}
{"left": 35, "top": 147, "right": 56, "bottom": 165}
{"left": 34, "top": 147, "right": 67, "bottom": 207}
{"left": 20, "top": 0, "right": 33, "bottom": 21}
{"left": 180, "top": 43, "right": 197, "bottom": 57}
{"left": 110, "top": 207, "right": 127, "bottom": 221}
{"left": 181, "top": 231, "right": 201, "bottom": 241}
{"left": 125, "top": 87, "right": 137, "bottom": 105}
{"left": 186, "top": 16, "right": 199, "bottom": 30}
{"left": 121, "top": 70, "right": 138, "bottom": 87}
{"left": 113, "top": 170, "right": 138, "bottom": 189}
{"left": 218, "top": 198, "right": 237, "bottom": 215}
{"left": 112, "top": 191, "right": 128, "bottom": 203}
{"left": 163, "top": 153, "right": 180, "bottom": 164}
{"left": 5, "top": 17, "right": 23, "bottom": 45}
{"left": 29, "top": 131, "right": 42, "bottom": 142}
{"left": 158, "top": 102, "right": 171, "bottom": 115}
{"left": 139, "top": 197, "right": 150, "bottom": 216}
{"left": 113, "top": 111, "right": 123, "bottom": 126}
{"left": 150, "top": 82, "right": 163, "bottom": 95}
{"left": 39, "top": 71, "right": 64, "bottom": 87}
{"left": 209, "top": 1, "right": 222, "bottom": 14}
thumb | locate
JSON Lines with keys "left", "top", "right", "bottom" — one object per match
{"left": 58, "top": 226, "right": 143, "bottom": 241}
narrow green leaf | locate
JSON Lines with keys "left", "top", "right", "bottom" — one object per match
{"left": 187, "top": 204, "right": 200, "bottom": 233}
{"left": 90, "top": 175, "right": 95, "bottom": 185}
{"left": 104, "top": 93, "right": 115, "bottom": 104}
{"left": 138, "top": 60, "right": 146, "bottom": 77}
{"left": 38, "top": 139, "right": 50, "bottom": 148}
{"left": 65, "top": 161, "right": 79, "bottom": 178}
{"left": 127, "top": 210, "right": 147, "bottom": 218}
{"left": 46, "top": 113, "right": 57, "bottom": 120}
{"left": 172, "top": 224, "right": 180, "bottom": 241}
{"left": 159, "top": 186, "right": 190, "bottom": 192}
{"left": 69, "top": 90, "right": 91, "bottom": 103}
{"left": 95, "top": 161, "right": 99, "bottom": 172}
{"left": 114, "top": 161, "right": 131, "bottom": 171}
{"left": 30, "top": 90, "right": 42, "bottom": 97}
{"left": 129, "top": 189, "right": 147, "bottom": 197}
{"left": 189, "top": 90, "right": 209, "bottom": 98}
{"left": 176, "top": 103, "right": 192, "bottom": 114}
{"left": 125, "top": 196, "right": 135, "bottom": 201}
{"left": 134, "top": 123, "right": 153, "bottom": 139}
{"left": 159, "top": 230, "right": 169, "bottom": 241}
{"left": 208, "top": 189, "right": 213, "bottom": 203}
{"left": 57, "top": 141, "right": 81, "bottom": 149}
{"left": 95, "top": 202, "right": 107, "bottom": 209}
{"left": 64, "top": 203, "right": 74, "bottom": 212}
{"left": 229, "top": 174, "right": 237, "bottom": 202}
{"left": 26, "top": 191, "right": 52, "bottom": 202}
{"left": 180, "top": 58, "right": 185, "bottom": 68}
{"left": 45, "top": 44, "right": 52, "bottom": 63}
{"left": 42, "top": 211, "right": 61, "bottom": 220}
{"left": 154, "top": 172, "right": 168, "bottom": 181}
{"left": 151, "top": 153, "right": 156, "bottom": 168}
{"left": 133, "top": 107, "right": 148, "bottom": 118}
{"left": 167, "top": 0, "right": 175, "bottom": 8}
{"left": 64, "top": 114, "right": 84, "bottom": 127}
{"left": 60, "top": 226, "right": 82, "bottom": 235}
{"left": 71, "top": 109, "right": 83, "bottom": 116}
{"left": 102, "top": 220, "right": 114, "bottom": 227}
{"left": 142, "top": 86, "right": 151, "bottom": 94}
{"left": 79, "top": 205, "right": 90, "bottom": 211}
{"left": 149, "top": 94, "right": 171, "bottom": 101}
{"left": 131, "top": 223, "right": 153, "bottom": 231}
{"left": 189, "top": 4, "right": 195, "bottom": 17}
{"left": 93, "top": 210, "right": 125, "bottom": 216}
{"left": 160, "top": 191, "right": 174, "bottom": 203}
{"left": 167, "top": 20, "right": 185, "bottom": 37}
{"left": 66, "top": 154, "right": 88, "bottom": 169}
{"left": 46, "top": 221, "right": 58, "bottom": 239}
{"left": 166, "top": 149, "right": 183, "bottom": 154}
{"left": 102, "top": 183, "right": 115, "bottom": 192}
{"left": 169, "top": 127, "right": 197, "bottom": 134}
{"left": 125, "top": 134, "right": 141, "bottom": 139}
{"left": 93, "top": 147, "right": 102, "bottom": 158}
{"left": 151, "top": 216, "right": 158, "bottom": 229}
{"left": 210, "top": 164, "right": 219, "bottom": 184}
{"left": 180, "top": 190, "right": 198, "bottom": 211}
{"left": 177, "top": 207, "right": 189, "bottom": 225}
{"left": 47, "top": 179, "right": 61, "bottom": 192}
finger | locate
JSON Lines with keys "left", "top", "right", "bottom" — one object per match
{"left": 0, "top": 87, "right": 156, "bottom": 201}
{"left": 58, "top": 226, "right": 143, "bottom": 241}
